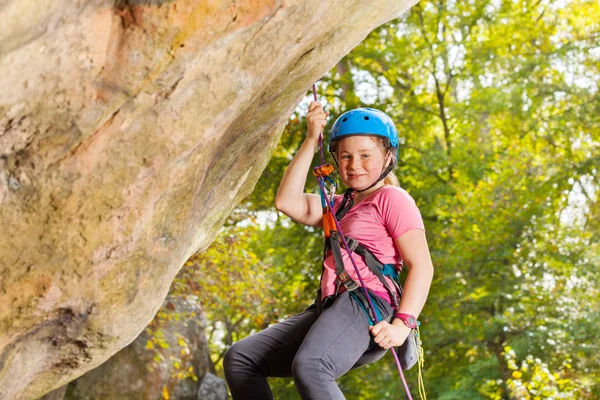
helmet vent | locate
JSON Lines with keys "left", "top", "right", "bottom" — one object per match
{"left": 363, "top": 116, "right": 370, "bottom": 120}
{"left": 342, "top": 117, "right": 348, "bottom": 122}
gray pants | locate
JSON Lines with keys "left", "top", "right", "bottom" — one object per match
{"left": 223, "top": 291, "right": 393, "bottom": 399}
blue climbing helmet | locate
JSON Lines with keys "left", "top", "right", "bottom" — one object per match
{"left": 328, "top": 108, "right": 399, "bottom": 193}
{"left": 328, "top": 108, "right": 399, "bottom": 159}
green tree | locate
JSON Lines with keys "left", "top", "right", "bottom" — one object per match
{"left": 329, "top": 0, "right": 599, "bottom": 398}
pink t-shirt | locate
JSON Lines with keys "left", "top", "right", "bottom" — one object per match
{"left": 321, "top": 186, "right": 425, "bottom": 301}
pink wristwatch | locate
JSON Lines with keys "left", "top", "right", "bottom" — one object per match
{"left": 395, "top": 313, "right": 417, "bottom": 329}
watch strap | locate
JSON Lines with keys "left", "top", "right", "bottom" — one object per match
{"left": 395, "top": 312, "right": 418, "bottom": 329}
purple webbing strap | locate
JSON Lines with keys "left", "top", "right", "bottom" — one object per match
{"left": 312, "top": 84, "right": 325, "bottom": 164}
{"left": 312, "top": 82, "right": 413, "bottom": 400}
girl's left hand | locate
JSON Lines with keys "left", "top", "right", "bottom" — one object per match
{"left": 369, "top": 321, "right": 412, "bottom": 350}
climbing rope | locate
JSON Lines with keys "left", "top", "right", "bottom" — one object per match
{"left": 311, "top": 83, "right": 418, "bottom": 399}
{"left": 416, "top": 322, "right": 427, "bottom": 400}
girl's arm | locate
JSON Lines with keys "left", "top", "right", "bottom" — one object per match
{"left": 274, "top": 101, "right": 328, "bottom": 227}
{"left": 370, "top": 229, "right": 434, "bottom": 348}
{"left": 393, "top": 229, "right": 434, "bottom": 320}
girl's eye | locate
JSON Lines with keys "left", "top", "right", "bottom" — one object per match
{"left": 361, "top": 154, "right": 370, "bottom": 159}
{"left": 341, "top": 155, "right": 351, "bottom": 159}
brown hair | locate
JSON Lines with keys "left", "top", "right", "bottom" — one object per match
{"left": 330, "top": 136, "right": 400, "bottom": 187}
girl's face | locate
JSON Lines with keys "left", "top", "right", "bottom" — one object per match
{"left": 336, "top": 136, "right": 390, "bottom": 191}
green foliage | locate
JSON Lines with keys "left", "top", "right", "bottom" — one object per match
{"left": 479, "top": 346, "right": 589, "bottom": 399}
{"left": 350, "top": 0, "right": 599, "bottom": 398}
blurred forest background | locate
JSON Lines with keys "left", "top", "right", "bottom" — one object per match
{"left": 148, "top": 0, "right": 599, "bottom": 398}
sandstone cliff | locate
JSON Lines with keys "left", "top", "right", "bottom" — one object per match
{"left": 0, "top": 1, "right": 417, "bottom": 398}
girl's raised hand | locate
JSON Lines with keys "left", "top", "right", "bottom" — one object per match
{"left": 306, "top": 101, "right": 329, "bottom": 142}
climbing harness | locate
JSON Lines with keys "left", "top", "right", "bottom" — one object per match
{"left": 310, "top": 84, "right": 426, "bottom": 399}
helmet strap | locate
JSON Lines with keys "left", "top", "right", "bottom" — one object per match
{"left": 329, "top": 151, "right": 340, "bottom": 168}
{"left": 330, "top": 148, "right": 396, "bottom": 193}
{"left": 355, "top": 152, "right": 396, "bottom": 193}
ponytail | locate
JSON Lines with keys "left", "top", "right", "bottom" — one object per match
{"left": 384, "top": 171, "right": 400, "bottom": 187}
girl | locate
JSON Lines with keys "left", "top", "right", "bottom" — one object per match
{"left": 224, "top": 101, "right": 434, "bottom": 399}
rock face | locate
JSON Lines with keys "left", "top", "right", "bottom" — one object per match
{"left": 197, "top": 373, "right": 227, "bottom": 400}
{"left": 0, "top": 0, "right": 417, "bottom": 398}
{"left": 65, "top": 294, "right": 209, "bottom": 400}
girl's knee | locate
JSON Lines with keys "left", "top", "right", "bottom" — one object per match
{"left": 290, "top": 353, "right": 304, "bottom": 379}
{"left": 223, "top": 344, "right": 239, "bottom": 384}
{"left": 293, "top": 352, "right": 339, "bottom": 399}
{"left": 223, "top": 343, "right": 237, "bottom": 370}
{"left": 224, "top": 341, "right": 273, "bottom": 399}
{"left": 291, "top": 353, "right": 313, "bottom": 391}
{"left": 224, "top": 342, "right": 254, "bottom": 381}
{"left": 224, "top": 341, "right": 258, "bottom": 389}
{"left": 224, "top": 338, "right": 267, "bottom": 377}
{"left": 224, "top": 341, "right": 250, "bottom": 371}
{"left": 292, "top": 352, "right": 331, "bottom": 382}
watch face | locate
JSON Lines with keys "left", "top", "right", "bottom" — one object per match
{"left": 408, "top": 316, "right": 416, "bottom": 327}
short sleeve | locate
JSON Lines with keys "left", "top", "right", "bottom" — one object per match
{"left": 379, "top": 187, "right": 425, "bottom": 239}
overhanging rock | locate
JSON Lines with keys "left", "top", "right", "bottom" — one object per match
{"left": 0, "top": 0, "right": 418, "bottom": 398}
